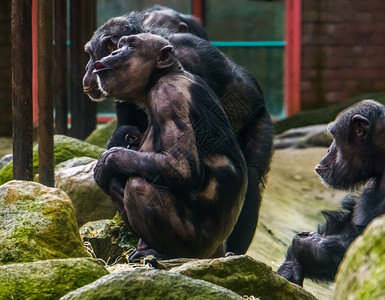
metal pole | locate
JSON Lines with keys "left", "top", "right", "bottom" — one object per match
{"left": 11, "top": 0, "right": 33, "bottom": 181}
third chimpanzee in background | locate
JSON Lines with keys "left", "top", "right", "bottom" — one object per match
{"left": 83, "top": 8, "right": 273, "bottom": 255}
{"left": 93, "top": 33, "right": 247, "bottom": 259}
{"left": 278, "top": 100, "right": 385, "bottom": 286}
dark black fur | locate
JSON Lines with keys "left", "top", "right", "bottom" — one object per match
{"left": 277, "top": 100, "right": 385, "bottom": 286}
{"left": 84, "top": 8, "right": 273, "bottom": 254}
{"left": 144, "top": 5, "right": 208, "bottom": 40}
{"left": 93, "top": 33, "right": 247, "bottom": 259}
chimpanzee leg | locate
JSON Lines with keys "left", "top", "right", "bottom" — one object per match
{"left": 227, "top": 110, "right": 273, "bottom": 254}
{"left": 123, "top": 177, "right": 205, "bottom": 259}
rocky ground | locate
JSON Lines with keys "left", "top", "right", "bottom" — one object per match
{"left": 0, "top": 136, "right": 346, "bottom": 298}
{"left": 247, "top": 147, "right": 346, "bottom": 299}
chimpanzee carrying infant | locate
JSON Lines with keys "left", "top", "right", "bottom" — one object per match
{"left": 93, "top": 33, "right": 247, "bottom": 259}
{"left": 84, "top": 7, "right": 273, "bottom": 256}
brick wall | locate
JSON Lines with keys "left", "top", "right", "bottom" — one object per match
{"left": 0, "top": 0, "right": 12, "bottom": 136}
{"left": 301, "top": 0, "right": 385, "bottom": 110}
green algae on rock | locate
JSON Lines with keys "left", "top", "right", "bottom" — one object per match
{"left": 60, "top": 268, "right": 243, "bottom": 300}
{"left": 0, "top": 135, "right": 105, "bottom": 185}
{"left": 0, "top": 180, "right": 90, "bottom": 264}
{"left": 171, "top": 255, "right": 317, "bottom": 300}
{"left": 0, "top": 258, "right": 108, "bottom": 300}
{"left": 334, "top": 215, "right": 385, "bottom": 300}
{"left": 85, "top": 118, "right": 117, "bottom": 148}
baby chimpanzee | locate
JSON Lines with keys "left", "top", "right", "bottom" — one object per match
{"left": 278, "top": 99, "right": 385, "bottom": 286}
{"left": 93, "top": 33, "right": 247, "bottom": 259}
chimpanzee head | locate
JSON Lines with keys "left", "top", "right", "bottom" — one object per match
{"left": 83, "top": 12, "right": 145, "bottom": 101}
{"left": 93, "top": 33, "right": 176, "bottom": 100}
{"left": 315, "top": 99, "right": 385, "bottom": 189}
{"left": 143, "top": 5, "right": 208, "bottom": 40}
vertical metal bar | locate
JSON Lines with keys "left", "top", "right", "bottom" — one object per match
{"left": 54, "top": 0, "right": 68, "bottom": 135}
{"left": 37, "top": 0, "right": 54, "bottom": 187}
{"left": 284, "top": 0, "right": 302, "bottom": 116}
{"left": 11, "top": 0, "right": 33, "bottom": 181}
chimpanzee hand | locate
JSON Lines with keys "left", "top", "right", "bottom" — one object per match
{"left": 277, "top": 258, "right": 304, "bottom": 286}
{"left": 94, "top": 147, "right": 129, "bottom": 194}
{"left": 277, "top": 231, "right": 319, "bottom": 286}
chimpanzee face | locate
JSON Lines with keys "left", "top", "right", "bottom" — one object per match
{"left": 83, "top": 15, "right": 144, "bottom": 101}
{"left": 93, "top": 33, "right": 174, "bottom": 100}
{"left": 315, "top": 100, "right": 383, "bottom": 190}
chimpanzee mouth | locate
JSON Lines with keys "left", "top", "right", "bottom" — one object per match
{"left": 93, "top": 61, "right": 112, "bottom": 74}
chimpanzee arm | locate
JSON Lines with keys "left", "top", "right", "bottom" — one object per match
{"left": 94, "top": 82, "right": 201, "bottom": 194}
{"left": 277, "top": 195, "right": 362, "bottom": 285}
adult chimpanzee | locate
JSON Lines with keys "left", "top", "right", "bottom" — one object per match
{"left": 143, "top": 5, "right": 208, "bottom": 40}
{"left": 93, "top": 33, "right": 247, "bottom": 259}
{"left": 277, "top": 99, "right": 385, "bottom": 286}
{"left": 84, "top": 10, "right": 273, "bottom": 255}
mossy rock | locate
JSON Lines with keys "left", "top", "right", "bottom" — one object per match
{"left": 55, "top": 157, "right": 116, "bottom": 226}
{"left": 0, "top": 258, "right": 108, "bottom": 300}
{"left": 0, "top": 135, "right": 105, "bottom": 185}
{"left": 85, "top": 118, "right": 117, "bottom": 148}
{"left": 171, "top": 255, "right": 317, "bottom": 300}
{"left": 60, "top": 268, "right": 243, "bottom": 300}
{"left": 0, "top": 180, "right": 90, "bottom": 264}
{"left": 334, "top": 215, "right": 385, "bottom": 299}
{"left": 80, "top": 213, "right": 138, "bottom": 263}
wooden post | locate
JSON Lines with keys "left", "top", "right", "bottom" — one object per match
{"left": 37, "top": 0, "right": 54, "bottom": 187}
{"left": 80, "top": 0, "right": 97, "bottom": 138}
{"left": 69, "top": 1, "right": 82, "bottom": 139}
{"left": 11, "top": 0, "right": 33, "bottom": 181}
{"left": 54, "top": 0, "right": 68, "bottom": 135}
{"left": 192, "top": 0, "right": 205, "bottom": 24}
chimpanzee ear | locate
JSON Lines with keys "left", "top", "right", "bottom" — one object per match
{"left": 178, "top": 22, "right": 188, "bottom": 33}
{"left": 157, "top": 45, "right": 175, "bottom": 69}
{"left": 352, "top": 114, "right": 370, "bottom": 139}
{"left": 101, "top": 35, "right": 120, "bottom": 52}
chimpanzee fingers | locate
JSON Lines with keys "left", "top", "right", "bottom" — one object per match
{"left": 277, "top": 259, "right": 304, "bottom": 286}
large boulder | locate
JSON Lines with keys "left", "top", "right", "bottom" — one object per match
{"left": 334, "top": 215, "right": 385, "bottom": 299}
{"left": 171, "top": 255, "right": 317, "bottom": 300}
{"left": 0, "top": 180, "right": 90, "bottom": 264}
{"left": 85, "top": 118, "right": 117, "bottom": 148}
{"left": 55, "top": 157, "right": 116, "bottom": 226}
{"left": 0, "top": 135, "right": 105, "bottom": 185}
{"left": 60, "top": 268, "right": 243, "bottom": 300}
{"left": 0, "top": 258, "right": 108, "bottom": 300}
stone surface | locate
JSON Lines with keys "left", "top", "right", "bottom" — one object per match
{"left": 171, "top": 255, "right": 317, "bottom": 300}
{"left": 0, "top": 258, "right": 108, "bottom": 300}
{"left": 274, "top": 124, "right": 333, "bottom": 149}
{"left": 60, "top": 268, "right": 243, "bottom": 300}
{"left": 0, "top": 153, "right": 12, "bottom": 169}
{"left": 55, "top": 157, "right": 116, "bottom": 226}
{"left": 80, "top": 214, "right": 138, "bottom": 263}
{"left": 334, "top": 215, "right": 385, "bottom": 300}
{"left": 0, "top": 180, "right": 90, "bottom": 264}
{"left": 0, "top": 135, "right": 105, "bottom": 185}
{"left": 85, "top": 118, "right": 117, "bottom": 148}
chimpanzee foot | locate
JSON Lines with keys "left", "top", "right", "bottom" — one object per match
{"left": 128, "top": 238, "right": 164, "bottom": 261}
